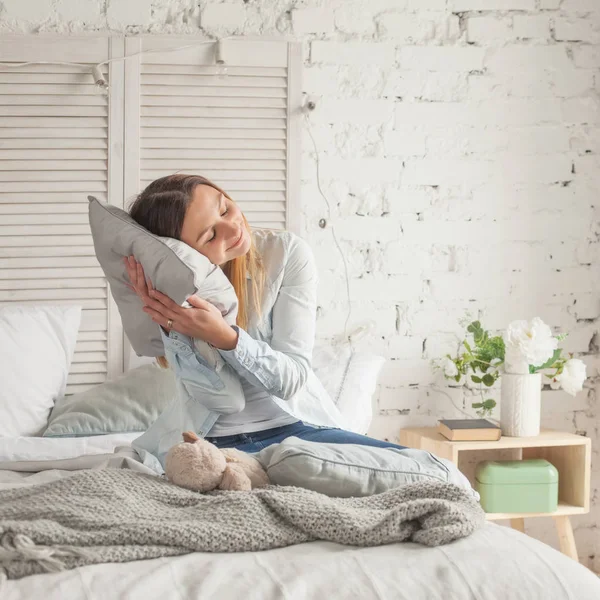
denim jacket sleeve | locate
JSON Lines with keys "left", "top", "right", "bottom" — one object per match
{"left": 131, "top": 328, "right": 246, "bottom": 474}
{"left": 218, "top": 235, "right": 317, "bottom": 402}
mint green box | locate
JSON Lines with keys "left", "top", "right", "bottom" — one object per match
{"left": 475, "top": 459, "right": 559, "bottom": 514}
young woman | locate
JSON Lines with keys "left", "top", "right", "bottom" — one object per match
{"left": 126, "top": 174, "right": 406, "bottom": 463}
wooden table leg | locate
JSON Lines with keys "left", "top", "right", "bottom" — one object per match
{"left": 554, "top": 515, "right": 579, "bottom": 562}
{"left": 510, "top": 518, "right": 525, "bottom": 533}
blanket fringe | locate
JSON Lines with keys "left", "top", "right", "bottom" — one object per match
{"left": 0, "top": 532, "right": 98, "bottom": 576}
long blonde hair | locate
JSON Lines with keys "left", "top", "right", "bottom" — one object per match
{"left": 128, "top": 174, "right": 265, "bottom": 367}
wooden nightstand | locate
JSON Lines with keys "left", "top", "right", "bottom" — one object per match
{"left": 399, "top": 427, "right": 592, "bottom": 562}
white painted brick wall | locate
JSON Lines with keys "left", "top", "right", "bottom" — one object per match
{"left": 1, "top": 0, "right": 598, "bottom": 572}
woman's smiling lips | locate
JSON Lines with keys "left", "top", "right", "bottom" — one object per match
{"left": 229, "top": 229, "right": 244, "bottom": 250}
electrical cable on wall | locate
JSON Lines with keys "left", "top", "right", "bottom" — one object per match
{"left": 302, "top": 97, "right": 375, "bottom": 347}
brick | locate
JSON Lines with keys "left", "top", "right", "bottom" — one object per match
{"left": 507, "top": 126, "right": 570, "bottom": 154}
{"left": 395, "top": 100, "right": 562, "bottom": 127}
{"left": 383, "top": 128, "right": 427, "bottom": 156}
{"left": 320, "top": 157, "right": 402, "bottom": 187}
{"left": 303, "top": 65, "right": 385, "bottom": 98}
{"left": 554, "top": 18, "right": 600, "bottom": 43}
{"left": 572, "top": 46, "right": 600, "bottom": 68}
{"left": 311, "top": 42, "right": 395, "bottom": 66}
{"left": 467, "top": 17, "right": 512, "bottom": 44}
{"left": 311, "top": 99, "right": 394, "bottom": 126}
{"left": 571, "top": 294, "right": 600, "bottom": 320}
{"left": 2, "top": 0, "right": 53, "bottom": 21}
{"left": 57, "top": 0, "right": 102, "bottom": 23}
{"left": 426, "top": 126, "right": 510, "bottom": 155}
{"left": 334, "top": 5, "right": 377, "bottom": 35}
{"left": 402, "top": 214, "right": 587, "bottom": 245}
{"left": 398, "top": 47, "right": 485, "bottom": 72}
{"left": 450, "top": 0, "right": 535, "bottom": 8}
{"left": 469, "top": 70, "right": 594, "bottom": 99}
{"left": 429, "top": 273, "right": 521, "bottom": 302}
{"left": 387, "top": 336, "right": 425, "bottom": 359}
{"left": 335, "top": 216, "right": 402, "bottom": 243}
{"left": 383, "top": 71, "right": 468, "bottom": 102}
{"left": 570, "top": 126, "right": 600, "bottom": 153}
{"left": 201, "top": 3, "right": 245, "bottom": 31}
{"left": 409, "top": 303, "right": 479, "bottom": 336}
{"left": 513, "top": 15, "right": 551, "bottom": 39}
{"left": 562, "top": 98, "right": 600, "bottom": 124}
{"left": 379, "top": 359, "right": 434, "bottom": 387}
{"left": 575, "top": 154, "right": 600, "bottom": 179}
{"left": 481, "top": 300, "right": 574, "bottom": 331}
{"left": 383, "top": 243, "right": 434, "bottom": 273}
{"left": 485, "top": 46, "right": 571, "bottom": 73}
{"left": 350, "top": 274, "right": 424, "bottom": 303}
{"left": 292, "top": 7, "right": 335, "bottom": 34}
{"left": 404, "top": 154, "right": 572, "bottom": 186}
{"left": 561, "top": 323, "right": 599, "bottom": 354}
{"left": 377, "top": 14, "right": 436, "bottom": 43}
{"left": 561, "top": 0, "right": 600, "bottom": 11}
{"left": 384, "top": 187, "right": 433, "bottom": 212}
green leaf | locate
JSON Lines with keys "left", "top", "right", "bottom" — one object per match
{"left": 471, "top": 375, "right": 482, "bottom": 383}
{"left": 467, "top": 321, "right": 481, "bottom": 333}
{"left": 482, "top": 399, "right": 496, "bottom": 410}
{"left": 531, "top": 348, "right": 562, "bottom": 372}
{"left": 482, "top": 373, "right": 495, "bottom": 386}
{"left": 471, "top": 402, "right": 483, "bottom": 409}
{"left": 463, "top": 340, "right": 472, "bottom": 352}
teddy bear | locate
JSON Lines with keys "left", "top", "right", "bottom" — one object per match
{"left": 164, "top": 431, "right": 270, "bottom": 492}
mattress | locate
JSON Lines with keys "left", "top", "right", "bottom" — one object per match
{"left": 1, "top": 434, "right": 599, "bottom": 600}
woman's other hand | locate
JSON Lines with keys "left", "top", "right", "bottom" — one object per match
{"left": 123, "top": 256, "right": 238, "bottom": 350}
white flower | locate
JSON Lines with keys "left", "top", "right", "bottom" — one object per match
{"left": 504, "top": 318, "right": 558, "bottom": 373}
{"left": 443, "top": 358, "right": 459, "bottom": 378}
{"left": 553, "top": 359, "right": 587, "bottom": 396}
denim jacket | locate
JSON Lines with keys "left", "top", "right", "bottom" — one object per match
{"left": 132, "top": 230, "right": 346, "bottom": 474}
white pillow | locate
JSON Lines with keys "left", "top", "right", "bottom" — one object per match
{"left": 312, "top": 343, "right": 385, "bottom": 435}
{"left": 0, "top": 305, "right": 81, "bottom": 437}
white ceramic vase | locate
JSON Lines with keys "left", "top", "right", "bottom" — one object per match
{"left": 500, "top": 373, "right": 542, "bottom": 437}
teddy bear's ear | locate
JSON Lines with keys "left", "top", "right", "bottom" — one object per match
{"left": 182, "top": 431, "right": 200, "bottom": 444}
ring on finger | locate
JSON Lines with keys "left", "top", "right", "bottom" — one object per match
{"left": 167, "top": 318, "right": 174, "bottom": 329}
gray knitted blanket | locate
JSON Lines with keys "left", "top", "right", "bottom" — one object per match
{"left": 0, "top": 469, "right": 485, "bottom": 580}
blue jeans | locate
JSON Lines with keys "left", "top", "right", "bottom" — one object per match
{"left": 205, "top": 421, "right": 407, "bottom": 453}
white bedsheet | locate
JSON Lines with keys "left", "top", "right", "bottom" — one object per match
{"left": 0, "top": 432, "right": 140, "bottom": 462}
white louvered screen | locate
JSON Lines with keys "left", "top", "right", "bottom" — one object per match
{"left": 0, "top": 35, "right": 303, "bottom": 382}
{"left": 124, "top": 37, "right": 302, "bottom": 231}
{"left": 0, "top": 36, "right": 125, "bottom": 394}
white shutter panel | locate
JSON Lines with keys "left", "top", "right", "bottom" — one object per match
{"left": 0, "top": 36, "right": 125, "bottom": 393}
{"left": 124, "top": 37, "right": 301, "bottom": 232}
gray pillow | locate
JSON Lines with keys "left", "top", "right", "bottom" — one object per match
{"left": 257, "top": 437, "right": 479, "bottom": 499}
{"left": 43, "top": 364, "right": 177, "bottom": 437}
{"left": 88, "top": 196, "right": 238, "bottom": 357}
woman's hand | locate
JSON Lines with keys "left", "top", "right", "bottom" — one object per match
{"left": 123, "top": 256, "right": 238, "bottom": 350}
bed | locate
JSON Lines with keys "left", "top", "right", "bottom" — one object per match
{"left": 0, "top": 434, "right": 599, "bottom": 600}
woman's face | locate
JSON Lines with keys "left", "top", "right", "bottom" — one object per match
{"left": 180, "top": 184, "right": 251, "bottom": 266}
